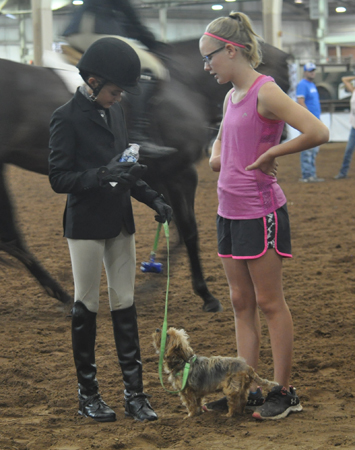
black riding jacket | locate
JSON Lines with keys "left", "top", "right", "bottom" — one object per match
{"left": 49, "top": 88, "right": 159, "bottom": 239}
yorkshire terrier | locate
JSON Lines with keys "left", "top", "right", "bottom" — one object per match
{"left": 152, "top": 327, "right": 277, "bottom": 418}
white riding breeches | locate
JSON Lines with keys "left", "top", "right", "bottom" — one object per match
{"left": 67, "top": 229, "right": 136, "bottom": 313}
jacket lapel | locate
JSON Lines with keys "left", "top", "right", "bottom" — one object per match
{"left": 74, "top": 88, "right": 113, "bottom": 134}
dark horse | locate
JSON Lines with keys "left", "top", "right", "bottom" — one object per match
{"left": 0, "top": 39, "right": 290, "bottom": 312}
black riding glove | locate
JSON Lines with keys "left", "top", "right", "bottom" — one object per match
{"left": 97, "top": 157, "right": 147, "bottom": 192}
{"left": 97, "top": 152, "right": 131, "bottom": 180}
{"left": 152, "top": 195, "right": 173, "bottom": 224}
{"left": 110, "top": 171, "right": 140, "bottom": 194}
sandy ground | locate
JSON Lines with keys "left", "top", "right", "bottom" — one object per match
{"left": 1, "top": 142, "right": 355, "bottom": 450}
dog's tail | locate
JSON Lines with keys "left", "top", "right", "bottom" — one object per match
{"left": 248, "top": 367, "right": 278, "bottom": 391}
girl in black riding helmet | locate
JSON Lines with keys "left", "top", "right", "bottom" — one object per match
{"left": 49, "top": 37, "right": 172, "bottom": 423}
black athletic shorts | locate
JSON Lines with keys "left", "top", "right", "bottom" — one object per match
{"left": 217, "top": 204, "right": 292, "bottom": 259}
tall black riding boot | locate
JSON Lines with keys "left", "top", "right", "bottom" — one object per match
{"left": 111, "top": 304, "right": 158, "bottom": 422}
{"left": 126, "top": 74, "right": 176, "bottom": 159}
{"left": 72, "top": 301, "right": 116, "bottom": 422}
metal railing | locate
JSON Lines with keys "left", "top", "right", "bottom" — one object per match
{"left": 320, "top": 98, "right": 351, "bottom": 113}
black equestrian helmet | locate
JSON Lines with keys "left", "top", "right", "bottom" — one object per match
{"left": 77, "top": 37, "right": 141, "bottom": 95}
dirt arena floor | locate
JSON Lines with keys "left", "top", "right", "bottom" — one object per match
{"left": 1, "top": 142, "right": 355, "bottom": 450}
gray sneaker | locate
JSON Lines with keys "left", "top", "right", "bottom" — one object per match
{"left": 334, "top": 173, "right": 347, "bottom": 179}
{"left": 252, "top": 385, "right": 302, "bottom": 420}
{"left": 245, "top": 387, "right": 265, "bottom": 411}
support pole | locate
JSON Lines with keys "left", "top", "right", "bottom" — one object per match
{"left": 317, "top": 0, "right": 328, "bottom": 62}
{"left": 19, "top": 14, "right": 27, "bottom": 63}
{"left": 31, "top": 0, "right": 53, "bottom": 66}
{"left": 335, "top": 45, "right": 341, "bottom": 62}
{"left": 159, "top": 7, "right": 167, "bottom": 43}
{"left": 262, "top": 0, "right": 283, "bottom": 49}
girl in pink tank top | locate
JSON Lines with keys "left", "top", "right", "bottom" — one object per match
{"left": 218, "top": 74, "right": 286, "bottom": 220}
{"left": 199, "top": 12, "right": 329, "bottom": 421}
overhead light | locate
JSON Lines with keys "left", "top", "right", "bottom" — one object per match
{"left": 335, "top": 6, "right": 346, "bottom": 13}
{"left": 294, "top": 0, "right": 303, "bottom": 3}
{"left": 225, "top": 0, "right": 236, "bottom": 2}
{"left": 212, "top": 4, "right": 223, "bottom": 10}
{"left": 72, "top": 0, "right": 84, "bottom": 5}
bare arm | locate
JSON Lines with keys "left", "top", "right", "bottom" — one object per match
{"left": 209, "top": 138, "right": 221, "bottom": 172}
{"left": 246, "top": 82, "right": 329, "bottom": 173}
{"left": 209, "top": 89, "right": 233, "bottom": 172}
{"left": 297, "top": 97, "right": 307, "bottom": 108}
{"left": 342, "top": 76, "right": 355, "bottom": 93}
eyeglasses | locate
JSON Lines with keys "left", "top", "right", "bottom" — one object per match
{"left": 202, "top": 46, "right": 225, "bottom": 64}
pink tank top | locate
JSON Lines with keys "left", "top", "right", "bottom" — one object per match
{"left": 218, "top": 75, "right": 286, "bottom": 220}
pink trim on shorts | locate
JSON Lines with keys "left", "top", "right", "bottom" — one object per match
{"left": 218, "top": 211, "right": 292, "bottom": 260}
{"left": 203, "top": 32, "right": 246, "bottom": 49}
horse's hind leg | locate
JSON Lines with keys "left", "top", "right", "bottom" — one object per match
{"left": 165, "top": 165, "right": 222, "bottom": 313}
{"left": 0, "top": 165, "right": 72, "bottom": 304}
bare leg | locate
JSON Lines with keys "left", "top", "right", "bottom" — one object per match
{"left": 221, "top": 257, "right": 261, "bottom": 391}
{"left": 247, "top": 250, "right": 293, "bottom": 388}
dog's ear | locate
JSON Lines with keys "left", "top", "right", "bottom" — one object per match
{"left": 164, "top": 328, "right": 193, "bottom": 365}
{"left": 181, "top": 328, "right": 190, "bottom": 341}
{"left": 152, "top": 329, "right": 163, "bottom": 353}
{"left": 165, "top": 332, "right": 170, "bottom": 346}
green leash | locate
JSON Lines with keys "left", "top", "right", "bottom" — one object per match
{"left": 152, "top": 221, "right": 162, "bottom": 259}
{"left": 157, "top": 221, "right": 194, "bottom": 394}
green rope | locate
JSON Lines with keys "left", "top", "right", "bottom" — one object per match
{"left": 157, "top": 221, "right": 193, "bottom": 394}
{"left": 150, "top": 222, "right": 162, "bottom": 259}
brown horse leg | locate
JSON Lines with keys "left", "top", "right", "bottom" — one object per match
{"left": 165, "top": 166, "right": 222, "bottom": 313}
{"left": 0, "top": 166, "right": 72, "bottom": 304}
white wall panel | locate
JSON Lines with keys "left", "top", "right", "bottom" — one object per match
{"left": 0, "top": 45, "right": 21, "bottom": 60}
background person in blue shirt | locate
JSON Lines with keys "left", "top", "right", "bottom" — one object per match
{"left": 296, "top": 62, "right": 325, "bottom": 183}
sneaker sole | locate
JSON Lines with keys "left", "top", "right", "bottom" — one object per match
{"left": 252, "top": 403, "right": 303, "bottom": 420}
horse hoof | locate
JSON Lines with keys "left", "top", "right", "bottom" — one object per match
{"left": 202, "top": 299, "right": 223, "bottom": 313}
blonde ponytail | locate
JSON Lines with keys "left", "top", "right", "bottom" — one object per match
{"left": 205, "top": 12, "right": 263, "bottom": 68}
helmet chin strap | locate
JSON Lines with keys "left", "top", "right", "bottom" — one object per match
{"left": 86, "top": 78, "right": 107, "bottom": 102}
